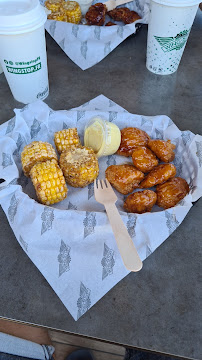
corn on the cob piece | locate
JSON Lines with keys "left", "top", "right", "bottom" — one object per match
{"left": 54, "top": 128, "right": 81, "bottom": 154}
{"left": 48, "top": 12, "right": 66, "bottom": 21}
{"left": 45, "top": 0, "right": 64, "bottom": 13}
{"left": 30, "top": 159, "right": 68, "bottom": 205}
{"left": 59, "top": 146, "right": 99, "bottom": 187}
{"left": 61, "top": 1, "right": 82, "bottom": 24}
{"left": 21, "top": 141, "right": 58, "bottom": 177}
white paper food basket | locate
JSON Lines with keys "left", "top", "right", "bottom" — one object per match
{"left": 0, "top": 95, "right": 201, "bottom": 320}
{"left": 40, "top": 0, "right": 150, "bottom": 69}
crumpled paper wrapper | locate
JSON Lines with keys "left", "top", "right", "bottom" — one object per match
{"left": 0, "top": 95, "right": 201, "bottom": 321}
{"left": 40, "top": 0, "right": 150, "bottom": 70}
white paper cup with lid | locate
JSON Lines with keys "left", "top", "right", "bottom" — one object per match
{"left": 0, "top": 0, "right": 49, "bottom": 104}
{"left": 146, "top": 0, "right": 200, "bottom": 75}
{"left": 84, "top": 117, "right": 121, "bottom": 158}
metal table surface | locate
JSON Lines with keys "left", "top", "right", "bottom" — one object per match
{"left": 0, "top": 10, "right": 201, "bottom": 360}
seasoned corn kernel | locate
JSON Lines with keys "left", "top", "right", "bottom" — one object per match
{"left": 54, "top": 128, "right": 81, "bottom": 154}
{"left": 45, "top": 0, "right": 64, "bottom": 13}
{"left": 21, "top": 141, "right": 58, "bottom": 177}
{"left": 30, "top": 159, "right": 68, "bottom": 205}
{"left": 59, "top": 146, "right": 99, "bottom": 188}
{"left": 61, "top": 1, "right": 82, "bottom": 24}
{"left": 47, "top": 12, "right": 66, "bottom": 21}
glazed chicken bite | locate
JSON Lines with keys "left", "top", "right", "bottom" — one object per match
{"left": 105, "top": 21, "right": 116, "bottom": 26}
{"left": 156, "top": 177, "right": 189, "bottom": 209}
{"left": 108, "top": 8, "right": 141, "bottom": 24}
{"left": 140, "top": 164, "right": 176, "bottom": 188}
{"left": 85, "top": 3, "right": 107, "bottom": 25}
{"left": 105, "top": 164, "right": 144, "bottom": 195}
{"left": 124, "top": 190, "right": 157, "bottom": 214}
{"left": 147, "top": 139, "right": 175, "bottom": 162}
{"left": 132, "top": 146, "right": 158, "bottom": 173}
{"left": 117, "top": 127, "right": 150, "bottom": 157}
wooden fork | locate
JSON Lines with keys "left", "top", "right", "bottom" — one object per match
{"left": 94, "top": 179, "right": 143, "bottom": 272}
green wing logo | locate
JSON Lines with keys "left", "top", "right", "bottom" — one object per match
{"left": 154, "top": 29, "right": 190, "bottom": 52}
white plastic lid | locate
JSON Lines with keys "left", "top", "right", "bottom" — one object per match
{"left": 152, "top": 0, "right": 200, "bottom": 6}
{"left": 0, "top": 0, "right": 47, "bottom": 35}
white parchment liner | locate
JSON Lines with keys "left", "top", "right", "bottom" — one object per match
{"left": 0, "top": 95, "right": 201, "bottom": 320}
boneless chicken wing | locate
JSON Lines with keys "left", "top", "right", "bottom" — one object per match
{"left": 105, "top": 21, "right": 116, "bottom": 26}
{"left": 107, "top": 8, "right": 141, "bottom": 24}
{"left": 140, "top": 164, "right": 176, "bottom": 188}
{"left": 117, "top": 127, "right": 150, "bottom": 157}
{"left": 132, "top": 146, "right": 158, "bottom": 173}
{"left": 124, "top": 190, "right": 157, "bottom": 214}
{"left": 156, "top": 177, "right": 189, "bottom": 209}
{"left": 85, "top": 3, "right": 107, "bottom": 25}
{"left": 105, "top": 164, "right": 144, "bottom": 195}
{"left": 147, "top": 139, "right": 175, "bottom": 162}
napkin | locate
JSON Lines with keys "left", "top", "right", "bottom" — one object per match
{"left": 40, "top": 0, "right": 150, "bottom": 70}
{"left": 0, "top": 95, "right": 201, "bottom": 320}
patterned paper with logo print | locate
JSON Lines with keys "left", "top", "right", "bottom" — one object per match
{"left": 39, "top": 0, "right": 150, "bottom": 70}
{"left": 0, "top": 95, "right": 201, "bottom": 320}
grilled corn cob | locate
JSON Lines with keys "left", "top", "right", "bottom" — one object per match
{"left": 59, "top": 146, "right": 99, "bottom": 187}
{"left": 30, "top": 159, "right": 68, "bottom": 205}
{"left": 61, "top": 1, "right": 82, "bottom": 24}
{"left": 21, "top": 141, "right": 58, "bottom": 177}
{"left": 45, "top": 0, "right": 64, "bottom": 13}
{"left": 48, "top": 12, "right": 66, "bottom": 21}
{"left": 54, "top": 128, "right": 81, "bottom": 154}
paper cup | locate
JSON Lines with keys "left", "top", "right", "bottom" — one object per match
{"left": 146, "top": 0, "right": 199, "bottom": 75}
{"left": 0, "top": 0, "right": 49, "bottom": 104}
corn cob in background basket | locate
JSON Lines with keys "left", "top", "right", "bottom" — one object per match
{"left": 61, "top": 1, "right": 82, "bottom": 23}
{"left": 54, "top": 128, "right": 81, "bottom": 154}
{"left": 47, "top": 12, "right": 66, "bottom": 21}
{"left": 21, "top": 141, "right": 58, "bottom": 177}
{"left": 30, "top": 159, "right": 68, "bottom": 205}
{"left": 60, "top": 146, "right": 99, "bottom": 187}
{"left": 45, "top": 0, "right": 63, "bottom": 12}
{"left": 46, "top": 0, "right": 82, "bottom": 24}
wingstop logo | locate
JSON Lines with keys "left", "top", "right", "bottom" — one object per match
{"left": 6, "top": 62, "right": 41, "bottom": 75}
{"left": 154, "top": 29, "right": 190, "bottom": 52}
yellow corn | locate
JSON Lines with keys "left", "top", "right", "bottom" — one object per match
{"left": 21, "top": 141, "right": 58, "bottom": 177}
{"left": 61, "top": 1, "right": 82, "bottom": 24}
{"left": 45, "top": 0, "right": 64, "bottom": 13}
{"left": 48, "top": 12, "right": 66, "bottom": 21}
{"left": 30, "top": 159, "right": 68, "bottom": 205}
{"left": 54, "top": 128, "right": 81, "bottom": 154}
{"left": 59, "top": 146, "right": 99, "bottom": 188}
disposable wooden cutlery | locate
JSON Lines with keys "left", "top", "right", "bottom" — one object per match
{"left": 94, "top": 179, "right": 143, "bottom": 272}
